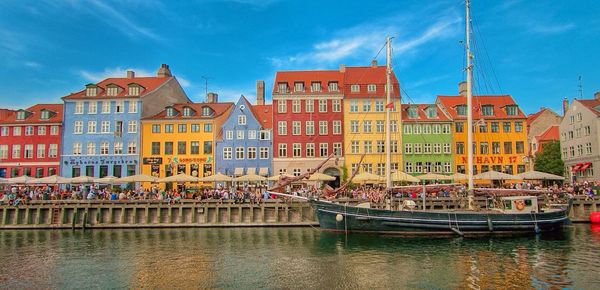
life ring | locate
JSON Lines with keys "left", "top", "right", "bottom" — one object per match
{"left": 515, "top": 200, "right": 525, "bottom": 211}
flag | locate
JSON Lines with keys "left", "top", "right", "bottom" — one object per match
{"left": 385, "top": 102, "right": 394, "bottom": 109}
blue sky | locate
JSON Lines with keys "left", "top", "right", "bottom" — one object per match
{"left": 1, "top": 0, "right": 599, "bottom": 115}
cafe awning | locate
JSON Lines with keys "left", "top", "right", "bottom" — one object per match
{"left": 571, "top": 164, "right": 583, "bottom": 172}
{"left": 234, "top": 168, "right": 244, "bottom": 176}
{"left": 259, "top": 167, "right": 269, "bottom": 176}
{"left": 579, "top": 162, "right": 592, "bottom": 172}
{"left": 246, "top": 168, "right": 256, "bottom": 175}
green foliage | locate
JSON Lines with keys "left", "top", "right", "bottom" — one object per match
{"left": 534, "top": 141, "right": 564, "bottom": 176}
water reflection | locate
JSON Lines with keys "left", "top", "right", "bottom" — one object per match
{"left": 0, "top": 225, "right": 599, "bottom": 289}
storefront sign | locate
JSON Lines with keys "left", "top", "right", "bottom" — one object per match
{"left": 460, "top": 156, "right": 520, "bottom": 164}
{"left": 179, "top": 157, "right": 207, "bottom": 163}
{"left": 143, "top": 157, "right": 163, "bottom": 165}
{"left": 63, "top": 156, "right": 137, "bottom": 166}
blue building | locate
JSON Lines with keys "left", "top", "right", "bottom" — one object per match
{"left": 215, "top": 95, "right": 273, "bottom": 177}
{"left": 60, "top": 64, "right": 190, "bottom": 178}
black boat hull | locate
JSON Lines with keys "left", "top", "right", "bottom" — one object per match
{"left": 311, "top": 200, "right": 570, "bottom": 236}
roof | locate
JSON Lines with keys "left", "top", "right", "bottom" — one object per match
{"left": 143, "top": 102, "right": 233, "bottom": 120}
{"left": 576, "top": 99, "right": 600, "bottom": 116}
{"left": 0, "top": 104, "right": 63, "bottom": 124}
{"left": 344, "top": 66, "right": 400, "bottom": 98}
{"left": 436, "top": 95, "right": 526, "bottom": 119}
{"left": 401, "top": 104, "right": 451, "bottom": 122}
{"left": 272, "top": 70, "right": 344, "bottom": 95}
{"left": 250, "top": 104, "right": 273, "bottom": 129}
{"left": 535, "top": 125, "right": 559, "bottom": 142}
{"left": 62, "top": 76, "right": 171, "bottom": 100}
{"left": 527, "top": 108, "right": 560, "bottom": 124}
{"left": 0, "top": 109, "right": 16, "bottom": 121}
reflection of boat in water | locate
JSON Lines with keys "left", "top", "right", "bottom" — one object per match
{"left": 269, "top": 0, "right": 571, "bottom": 236}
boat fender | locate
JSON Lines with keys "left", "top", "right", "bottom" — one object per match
{"left": 336, "top": 214, "right": 344, "bottom": 222}
{"left": 487, "top": 217, "right": 493, "bottom": 232}
{"left": 590, "top": 212, "right": 600, "bottom": 224}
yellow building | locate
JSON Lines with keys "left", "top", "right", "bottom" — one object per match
{"left": 343, "top": 66, "right": 401, "bottom": 177}
{"left": 140, "top": 101, "right": 233, "bottom": 188}
{"left": 436, "top": 93, "right": 528, "bottom": 177}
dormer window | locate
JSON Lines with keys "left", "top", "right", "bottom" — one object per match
{"left": 106, "top": 85, "right": 119, "bottom": 96}
{"left": 40, "top": 110, "right": 50, "bottom": 120}
{"left": 202, "top": 106, "right": 214, "bottom": 117}
{"left": 128, "top": 84, "right": 141, "bottom": 96}
{"left": 350, "top": 84, "right": 360, "bottom": 92}
{"left": 294, "top": 82, "right": 304, "bottom": 92}
{"left": 425, "top": 107, "right": 437, "bottom": 118}
{"left": 456, "top": 105, "right": 467, "bottom": 116}
{"left": 367, "top": 84, "right": 376, "bottom": 92}
{"left": 407, "top": 106, "right": 418, "bottom": 118}
{"left": 238, "top": 114, "right": 246, "bottom": 125}
{"left": 86, "top": 86, "right": 97, "bottom": 97}
{"left": 277, "top": 82, "right": 288, "bottom": 93}
{"left": 166, "top": 107, "right": 176, "bottom": 117}
{"left": 182, "top": 107, "right": 193, "bottom": 117}
{"left": 311, "top": 82, "right": 321, "bottom": 92}
{"left": 505, "top": 105, "right": 518, "bottom": 116}
{"left": 481, "top": 105, "right": 494, "bottom": 116}
{"left": 16, "top": 111, "right": 27, "bottom": 120}
{"left": 328, "top": 81, "right": 338, "bottom": 92}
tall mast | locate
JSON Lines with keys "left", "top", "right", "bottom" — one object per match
{"left": 385, "top": 36, "right": 392, "bottom": 189}
{"left": 466, "top": 0, "right": 475, "bottom": 209}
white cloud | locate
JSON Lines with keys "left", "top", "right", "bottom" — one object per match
{"left": 79, "top": 67, "right": 155, "bottom": 82}
{"left": 24, "top": 61, "right": 41, "bottom": 68}
{"left": 176, "top": 76, "right": 191, "bottom": 88}
{"left": 528, "top": 22, "right": 575, "bottom": 34}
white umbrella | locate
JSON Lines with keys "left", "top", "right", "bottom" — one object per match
{"left": 417, "top": 173, "right": 452, "bottom": 181}
{"left": 234, "top": 174, "right": 267, "bottom": 182}
{"left": 267, "top": 174, "right": 294, "bottom": 181}
{"left": 68, "top": 176, "right": 95, "bottom": 184}
{"left": 117, "top": 174, "right": 158, "bottom": 183}
{"left": 391, "top": 171, "right": 420, "bottom": 183}
{"left": 157, "top": 174, "right": 200, "bottom": 183}
{"left": 516, "top": 170, "right": 565, "bottom": 181}
{"left": 198, "top": 172, "right": 233, "bottom": 182}
{"left": 94, "top": 176, "right": 121, "bottom": 184}
{"left": 0, "top": 177, "right": 6, "bottom": 184}
{"left": 449, "top": 172, "right": 468, "bottom": 181}
{"left": 5, "top": 175, "right": 34, "bottom": 184}
{"left": 26, "top": 175, "right": 70, "bottom": 184}
{"left": 353, "top": 172, "right": 384, "bottom": 183}
{"left": 474, "top": 170, "right": 522, "bottom": 181}
{"left": 308, "top": 172, "right": 336, "bottom": 181}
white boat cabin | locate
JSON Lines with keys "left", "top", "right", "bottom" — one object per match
{"left": 497, "top": 196, "right": 539, "bottom": 213}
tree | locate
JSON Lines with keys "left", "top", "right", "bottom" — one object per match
{"left": 534, "top": 141, "right": 564, "bottom": 176}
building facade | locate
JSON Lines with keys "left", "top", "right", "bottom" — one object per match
{"left": 437, "top": 86, "right": 528, "bottom": 176}
{"left": 271, "top": 68, "right": 345, "bottom": 185}
{"left": 401, "top": 104, "right": 453, "bottom": 176}
{"left": 215, "top": 95, "right": 273, "bottom": 177}
{"left": 60, "top": 64, "right": 189, "bottom": 178}
{"left": 140, "top": 101, "right": 233, "bottom": 188}
{"left": 526, "top": 107, "right": 562, "bottom": 168}
{"left": 560, "top": 94, "right": 600, "bottom": 182}
{"left": 0, "top": 104, "right": 62, "bottom": 178}
{"left": 343, "top": 65, "right": 401, "bottom": 177}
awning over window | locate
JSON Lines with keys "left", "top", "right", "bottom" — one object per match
{"left": 579, "top": 162, "right": 592, "bottom": 172}
{"left": 259, "top": 167, "right": 269, "bottom": 176}
{"left": 234, "top": 168, "right": 244, "bottom": 176}
{"left": 571, "top": 164, "right": 582, "bottom": 172}
{"left": 246, "top": 168, "right": 256, "bottom": 175}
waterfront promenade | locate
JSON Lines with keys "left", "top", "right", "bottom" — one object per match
{"left": 1, "top": 196, "right": 597, "bottom": 229}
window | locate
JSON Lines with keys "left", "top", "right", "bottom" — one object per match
{"left": 310, "top": 81, "right": 321, "bottom": 92}
{"left": 12, "top": 144, "right": 21, "bottom": 158}
{"left": 292, "top": 100, "right": 301, "bottom": 113}
{"left": 432, "top": 124, "right": 441, "bottom": 134}
{"left": 362, "top": 101, "right": 371, "bottom": 112}
{"left": 166, "top": 107, "right": 176, "bottom": 117}
{"left": 152, "top": 124, "right": 161, "bottom": 133}
{"left": 407, "top": 106, "right": 418, "bottom": 118}
{"left": 294, "top": 82, "right": 304, "bottom": 92}
{"left": 318, "top": 99, "right": 327, "bottom": 112}
{"left": 248, "top": 130, "right": 257, "bottom": 140}
{"left": 505, "top": 105, "right": 518, "bottom": 116}
{"left": 128, "top": 101, "right": 137, "bottom": 113}
{"left": 293, "top": 143, "right": 301, "bottom": 157}
{"left": 516, "top": 141, "right": 524, "bottom": 154}
{"left": 178, "top": 124, "right": 187, "bottom": 133}
{"left": 375, "top": 120, "right": 384, "bottom": 133}
{"left": 24, "top": 144, "right": 33, "bottom": 158}
{"left": 414, "top": 143, "right": 422, "bottom": 154}
{"left": 1, "top": 127, "right": 8, "bottom": 136}
{"left": 350, "top": 141, "right": 359, "bottom": 154}
{"left": 503, "top": 122, "right": 511, "bottom": 133}
{"left": 164, "top": 142, "right": 173, "bottom": 155}
{"left": 376, "top": 163, "right": 385, "bottom": 176}
{"left": 238, "top": 114, "right": 247, "bottom": 125}
{"left": 293, "top": 168, "right": 301, "bottom": 176}
{"left": 504, "top": 142, "right": 512, "bottom": 154}
{"left": 115, "top": 101, "right": 124, "bottom": 113}
{"left": 405, "top": 143, "right": 413, "bottom": 154}
{"left": 405, "top": 162, "right": 413, "bottom": 173}
{"left": 403, "top": 124, "right": 412, "bottom": 134}
{"left": 349, "top": 100, "right": 358, "bottom": 112}
{"left": 87, "top": 142, "right": 96, "bottom": 155}
{"left": 569, "top": 115, "right": 575, "bottom": 123}
{"left": 333, "top": 143, "right": 342, "bottom": 156}
{"left": 100, "top": 121, "right": 110, "bottom": 133}
{"left": 492, "top": 142, "right": 500, "bottom": 154}
{"left": 490, "top": 122, "right": 499, "bottom": 133}
{"left": 202, "top": 107, "right": 213, "bottom": 116}
{"left": 363, "top": 141, "right": 372, "bottom": 153}
{"left": 479, "top": 123, "right": 487, "bottom": 133}
{"left": 87, "top": 121, "right": 96, "bottom": 133}
{"left": 576, "top": 128, "right": 581, "bottom": 138}
{"left": 128, "top": 121, "right": 137, "bottom": 133}
{"left": 424, "top": 143, "right": 432, "bottom": 154}
{"left": 190, "top": 141, "right": 199, "bottom": 155}
{"left": 480, "top": 142, "right": 489, "bottom": 154}
{"left": 306, "top": 121, "right": 315, "bottom": 135}
{"left": 362, "top": 121, "right": 371, "bottom": 133}
{"left": 332, "top": 100, "right": 341, "bottom": 112}
{"left": 456, "top": 142, "right": 464, "bottom": 154}
{"left": 350, "top": 84, "right": 360, "bottom": 93}
{"left": 114, "top": 142, "right": 123, "bottom": 155}
{"left": 259, "top": 147, "right": 269, "bottom": 159}
{"left": 236, "top": 147, "right": 245, "bottom": 159}
{"left": 100, "top": 142, "right": 109, "bottom": 155}
{"left": 151, "top": 142, "right": 160, "bottom": 155}
{"left": 25, "top": 126, "right": 33, "bottom": 136}
{"left": 569, "top": 146, "right": 575, "bottom": 157}
{"left": 49, "top": 144, "right": 57, "bottom": 158}
{"left": 351, "top": 163, "right": 359, "bottom": 174}
{"left": 586, "top": 142, "right": 592, "bottom": 154}
{"left": 278, "top": 121, "right": 287, "bottom": 135}
{"left": 101, "top": 101, "right": 110, "bottom": 114}
{"left": 442, "top": 124, "right": 451, "bottom": 134}
{"left": 236, "top": 130, "right": 245, "bottom": 140}
{"left": 75, "top": 102, "right": 84, "bottom": 114}
{"left": 88, "top": 102, "right": 97, "bottom": 114}
{"left": 277, "top": 83, "right": 287, "bottom": 93}
{"left": 425, "top": 107, "right": 437, "bottom": 118}
{"left": 248, "top": 147, "right": 257, "bottom": 159}
{"left": 515, "top": 121, "right": 523, "bottom": 133}
{"left": 203, "top": 123, "right": 212, "bottom": 132}
{"left": 391, "top": 120, "right": 398, "bottom": 132}
{"left": 350, "top": 121, "right": 359, "bottom": 133}
{"left": 305, "top": 99, "right": 314, "bottom": 112}
{"left": 74, "top": 121, "right": 83, "bottom": 134}
{"left": 413, "top": 124, "right": 421, "bottom": 134}
{"left": 376, "top": 140, "right": 385, "bottom": 153}
{"left": 177, "top": 141, "right": 186, "bottom": 154}
{"left": 0, "top": 145, "right": 7, "bottom": 159}
{"left": 375, "top": 101, "right": 384, "bottom": 112}
{"left": 585, "top": 126, "right": 591, "bottom": 136}
{"left": 319, "top": 143, "right": 328, "bottom": 157}
{"left": 333, "top": 120, "right": 341, "bottom": 134}
{"left": 443, "top": 143, "right": 451, "bottom": 154}
{"left": 292, "top": 121, "right": 301, "bottom": 135}
{"left": 204, "top": 141, "right": 212, "bottom": 154}
{"left": 222, "top": 130, "right": 232, "bottom": 140}
{"left": 165, "top": 124, "right": 173, "bottom": 133}
{"left": 278, "top": 144, "right": 287, "bottom": 157}
{"left": 277, "top": 100, "right": 287, "bottom": 113}
{"left": 576, "top": 112, "right": 582, "bottom": 121}
{"left": 456, "top": 105, "right": 467, "bottom": 116}
{"left": 367, "top": 84, "right": 376, "bottom": 92}
{"left": 328, "top": 81, "right": 338, "bottom": 91}
{"left": 433, "top": 143, "right": 441, "bottom": 154}
{"left": 577, "top": 145, "right": 584, "bottom": 156}
{"left": 319, "top": 121, "right": 328, "bottom": 135}
{"left": 223, "top": 147, "right": 232, "bottom": 160}
{"left": 481, "top": 105, "right": 494, "bottom": 116}
{"left": 260, "top": 130, "right": 270, "bottom": 140}
{"left": 362, "top": 163, "right": 373, "bottom": 173}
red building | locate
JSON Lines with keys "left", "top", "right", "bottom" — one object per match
{"left": 272, "top": 68, "right": 345, "bottom": 182}
{"left": 0, "top": 104, "right": 63, "bottom": 178}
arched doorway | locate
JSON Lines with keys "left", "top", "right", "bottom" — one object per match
{"left": 323, "top": 167, "right": 341, "bottom": 188}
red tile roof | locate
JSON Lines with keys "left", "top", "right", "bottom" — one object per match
{"left": 144, "top": 102, "right": 233, "bottom": 120}
{"left": 344, "top": 66, "right": 400, "bottom": 98}
{"left": 250, "top": 104, "right": 273, "bottom": 129}
{"left": 62, "top": 76, "right": 171, "bottom": 100}
{"left": 0, "top": 104, "right": 63, "bottom": 124}
{"left": 0, "top": 109, "right": 16, "bottom": 121}
{"left": 272, "top": 70, "right": 344, "bottom": 95}
{"left": 535, "top": 125, "right": 559, "bottom": 142}
{"left": 401, "top": 104, "right": 451, "bottom": 122}
{"left": 526, "top": 109, "right": 545, "bottom": 124}
{"left": 576, "top": 99, "right": 600, "bottom": 116}
{"left": 436, "top": 95, "right": 526, "bottom": 119}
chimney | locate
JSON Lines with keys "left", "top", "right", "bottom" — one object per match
{"left": 207, "top": 92, "right": 218, "bottom": 103}
{"left": 371, "top": 60, "right": 377, "bottom": 67}
{"left": 126, "top": 70, "right": 135, "bottom": 78}
{"left": 458, "top": 81, "right": 467, "bottom": 96}
{"left": 563, "top": 97, "right": 569, "bottom": 115}
{"left": 256, "top": 80, "right": 265, "bottom": 106}
{"left": 595, "top": 91, "right": 600, "bottom": 101}
{"left": 157, "top": 64, "right": 172, "bottom": 78}
{"left": 339, "top": 64, "right": 346, "bottom": 73}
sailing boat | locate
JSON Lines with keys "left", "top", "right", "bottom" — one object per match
{"left": 269, "top": 0, "right": 571, "bottom": 235}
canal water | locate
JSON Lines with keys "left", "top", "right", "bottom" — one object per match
{"left": 1, "top": 225, "right": 599, "bottom": 289}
